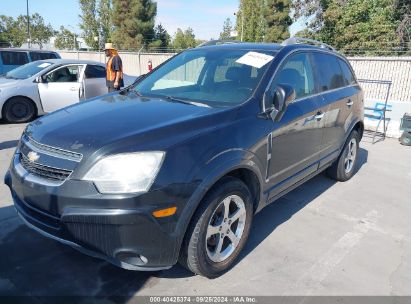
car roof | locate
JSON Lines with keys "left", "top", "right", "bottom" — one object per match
{"left": 195, "top": 41, "right": 340, "bottom": 56}
{"left": 35, "top": 59, "right": 105, "bottom": 66}
{"left": 196, "top": 42, "right": 283, "bottom": 52}
{"left": 0, "top": 48, "right": 58, "bottom": 53}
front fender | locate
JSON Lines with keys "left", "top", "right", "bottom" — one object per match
{"left": 172, "top": 148, "right": 266, "bottom": 264}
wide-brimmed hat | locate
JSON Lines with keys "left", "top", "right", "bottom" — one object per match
{"left": 103, "top": 43, "right": 117, "bottom": 51}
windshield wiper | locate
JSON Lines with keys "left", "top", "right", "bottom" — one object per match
{"left": 164, "top": 96, "right": 211, "bottom": 108}
{"left": 121, "top": 86, "right": 143, "bottom": 96}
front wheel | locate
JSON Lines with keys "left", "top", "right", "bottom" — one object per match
{"left": 3, "top": 97, "right": 36, "bottom": 123}
{"left": 326, "top": 130, "right": 360, "bottom": 181}
{"left": 180, "top": 176, "right": 253, "bottom": 278}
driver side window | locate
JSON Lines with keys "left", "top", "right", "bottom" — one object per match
{"left": 272, "top": 52, "right": 315, "bottom": 100}
{"left": 152, "top": 57, "right": 206, "bottom": 90}
{"left": 45, "top": 65, "right": 83, "bottom": 83}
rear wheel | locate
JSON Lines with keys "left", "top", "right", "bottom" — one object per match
{"left": 179, "top": 176, "right": 253, "bottom": 278}
{"left": 3, "top": 97, "right": 36, "bottom": 123}
{"left": 326, "top": 130, "right": 360, "bottom": 181}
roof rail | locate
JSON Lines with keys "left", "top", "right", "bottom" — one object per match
{"left": 197, "top": 40, "right": 243, "bottom": 48}
{"left": 281, "top": 36, "right": 336, "bottom": 52}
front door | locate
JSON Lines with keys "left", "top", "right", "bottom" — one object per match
{"left": 83, "top": 64, "right": 107, "bottom": 99}
{"left": 265, "top": 52, "right": 325, "bottom": 200}
{"left": 38, "top": 64, "right": 85, "bottom": 113}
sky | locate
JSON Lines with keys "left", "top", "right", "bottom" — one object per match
{"left": 0, "top": 0, "right": 303, "bottom": 41}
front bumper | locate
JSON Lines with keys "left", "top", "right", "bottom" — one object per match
{"left": 4, "top": 153, "right": 181, "bottom": 270}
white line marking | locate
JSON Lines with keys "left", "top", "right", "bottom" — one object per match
{"left": 283, "top": 210, "right": 381, "bottom": 296}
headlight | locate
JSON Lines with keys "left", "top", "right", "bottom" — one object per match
{"left": 83, "top": 152, "right": 165, "bottom": 194}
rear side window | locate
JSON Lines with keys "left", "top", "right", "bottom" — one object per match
{"left": 84, "top": 65, "right": 106, "bottom": 78}
{"left": 272, "top": 52, "right": 315, "bottom": 99}
{"left": 338, "top": 58, "right": 357, "bottom": 86}
{"left": 313, "top": 53, "right": 345, "bottom": 91}
{"left": 0, "top": 51, "right": 29, "bottom": 65}
{"left": 30, "top": 52, "right": 58, "bottom": 61}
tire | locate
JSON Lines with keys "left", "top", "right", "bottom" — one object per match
{"left": 326, "top": 130, "right": 360, "bottom": 182}
{"left": 3, "top": 97, "right": 36, "bottom": 123}
{"left": 179, "top": 176, "right": 254, "bottom": 278}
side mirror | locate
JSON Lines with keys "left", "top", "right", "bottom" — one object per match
{"left": 270, "top": 84, "right": 295, "bottom": 122}
{"left": 34, "top": 76, "right": 43, "bottom": 83}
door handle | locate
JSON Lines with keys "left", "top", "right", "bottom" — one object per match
{"left": 70, "top": 87, "right": 77, "bottom": 91}
{"left": 346, "top": 100, "right": 354, "bottom": 107}
{"left": 314, "top": 112, "right": 325, "bottom": 120}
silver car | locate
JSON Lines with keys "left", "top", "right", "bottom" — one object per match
{"left": 0, "top": 59, "right": 133, "bottom": 123}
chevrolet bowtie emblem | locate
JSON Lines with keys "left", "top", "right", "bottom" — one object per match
{"left": 27, "top": 151, "right": 40, "bottom": 163}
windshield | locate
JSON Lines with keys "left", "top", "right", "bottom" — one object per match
{"left": 5, "top": 61, "right": 53, "bottom": 80}
{"left": 134, "top": 48, "right": 277, "bottom": 107}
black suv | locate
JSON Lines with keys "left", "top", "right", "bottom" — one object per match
{"left": 5, "top": 38, "right": 364, "bottom": 278}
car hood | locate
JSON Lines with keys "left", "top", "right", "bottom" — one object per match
{"left": 0, "top": 77, "right": 21, "bottom": 88}
{"left": 25, "top": 92, "right": 233, "bottom": 157}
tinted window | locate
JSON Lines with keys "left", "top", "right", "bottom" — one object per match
{"left": 30, "top": 52, "right": 58, "bottom": 61}
{"left": 338, "top": 58, "right": 356, "bottom": 86}
{"left": 272, "top": 52, "right": 315, "bottom": 99}
{"left": 85, "top": 65, "right": 106, "bottom": 78}
{"left": 313, "top": 53, "right": 345, "bottom": 91}
{"left": 46, "top": 65, "right": 83, "bottom": 83}
{"left": 0, "top": 51, "right": 29, "bottom": 65}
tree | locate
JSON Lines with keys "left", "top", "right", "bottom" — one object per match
{"left": 396, "top": 0, "right": 411, "bottom": 51}
{"left": 172, "top": 28, "right": 197, "bottom": 49}
{"left": 264, "top": 0, "right": 292, "bottom": 42}
{"left": 292, "top": 0, "right": 329, "bottom": 32}
{"left": 79, "top": 0, "right": 99, "bottom": 49}
{"left": 27, "top": 13, "right": 54, "bottom": 49}
{"left": 0, "top": 15, "right": 25, "bottom": 47}
{"left": 236, "top": 0, "right": 266, "bottom": 42}
{"left": 292, "top": 0, "right": 408, "bottom": 55}
{"left": 219, "top": 18, "right": 233, "bottom": 40}
{"left": 111, "top": 0, "right": 157, "bottom": 50}
{"left": 98, "top": 0, "right": 113, "bottom": 46}
{"left": 1, "top": 14, "right": 53, "bottom": 48}
{"left": 54, "top": 26, "right": 79, "bottom": 50}
{"left": 149, "top": 23, "right": 170, "bottom": 50}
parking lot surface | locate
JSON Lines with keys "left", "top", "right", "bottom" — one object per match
{"left": 0, "top": 123, "right": 410, "bottom": 300}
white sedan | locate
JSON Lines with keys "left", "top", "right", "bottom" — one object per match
{"left": 0, "top": 59, "right": 134, "bottom": 123}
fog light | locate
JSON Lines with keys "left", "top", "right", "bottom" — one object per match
{"left": 116, "top": 251, "right": 148, "bottom": 266}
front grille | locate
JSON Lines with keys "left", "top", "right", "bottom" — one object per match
{"left": 24, "top": 135, "right": 83, "bottom": 162}
{"left": 19, "top": 153, "right": 72, "bottom": 181}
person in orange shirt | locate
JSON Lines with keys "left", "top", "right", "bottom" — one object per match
{"left": 104, "top": 43, "right": 124, "bottom": 93}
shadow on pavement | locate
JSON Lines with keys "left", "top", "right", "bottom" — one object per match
{"left": 0, "top": 148, "right": 368, "bottom": 299}
{"left": 0, "top": 140, "right": 19, "bottom": 151}
{"left": 239, "top": 147, "right": 368, "bottom": 262}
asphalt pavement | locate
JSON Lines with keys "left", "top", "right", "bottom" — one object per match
{"left": 0, "top": 122, "right": 410, "bottom": 301}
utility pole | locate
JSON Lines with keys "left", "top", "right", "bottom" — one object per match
{"left": 68, "top": 25, "right": 77, "bottom": 50}
{"left": 26, "top": 0, "right": 31, "bottom": 48}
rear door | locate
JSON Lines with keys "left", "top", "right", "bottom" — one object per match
{"left": 266, "top": 51, "right": 325, "bottom": 199}
{"left": 83, "top": 64, "right": 107, "bottom": 99}
{"left": 312, "top": 52, "right": 359, "bottom": 166}
{"left": 38, "top": 64, "right": 85, "bottom": 113}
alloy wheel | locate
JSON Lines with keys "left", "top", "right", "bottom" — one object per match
{"left": 344, "top": 138, "right": 357, "bottom": 174}
{"left": 205, "top": 195, "right": 246, "bottom": 263}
